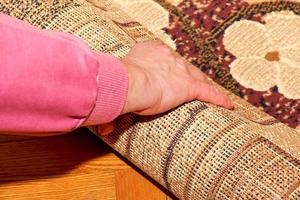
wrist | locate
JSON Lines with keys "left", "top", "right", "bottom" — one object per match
{"left": 120, "top": 58, "right": 136, "bottom": 115}
{"left": 120, "top": 57, "right": 150, "bottom": 115}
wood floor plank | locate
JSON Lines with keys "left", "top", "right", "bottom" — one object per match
{"left": 0, "top": 129, "right": 129, "bottom": 182}
{"left": 0, "top": 128, "right": 131, "bottom": 199}
{"left": 0, "top": 171, "right": 116, "bottom": 200}
{"left": 0, "top": 135, "right": 34, "bottom": 143}
{"left": 0, "top": 128, "right": 169, "bottom": 199}
{"left": 115, "top": 169, "right": 166, "bottom": 200}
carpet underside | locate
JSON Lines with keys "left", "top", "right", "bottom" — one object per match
{"left": 2, "top": 0, "right": 300, "bottom": 199}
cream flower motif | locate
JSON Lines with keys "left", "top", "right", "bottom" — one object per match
{"left": 223, "top": 12, "right": 300, "bottom": 99}
{"left": 116, "top": 0, "right": 179, "bottom": 49}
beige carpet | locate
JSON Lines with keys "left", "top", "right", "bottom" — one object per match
{"left": 1, "top": 0, "right": 300, "bottom": 199}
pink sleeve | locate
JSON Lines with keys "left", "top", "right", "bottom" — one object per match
{"left": 0, "top": 13, "right": 128, "bottom": 135}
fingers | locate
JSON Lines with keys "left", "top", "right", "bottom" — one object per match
{"left": 176, "top": 56, "right": 234, "bottom": 109}
{"left": 97, "top": 121, "right": 116, "bottom": 136}
{"left": 191, "top": 81, "right": 234, "bottom": 109}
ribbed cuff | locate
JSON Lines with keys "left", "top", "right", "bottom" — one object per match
{"left": 83, "top": 53, "right": 128, "bottom": 125}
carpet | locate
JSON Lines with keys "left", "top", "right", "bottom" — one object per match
{"left": 117, "top": 0, "right": 300, "bottom": 131}
{"left": 1, "top": 0, "right": 300, "bottom": 199}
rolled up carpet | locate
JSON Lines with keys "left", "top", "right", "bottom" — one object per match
{"left": 2, "top": 0, "right": 300, "bottom": 199}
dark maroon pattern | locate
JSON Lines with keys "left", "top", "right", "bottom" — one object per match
{"left": 164, "top": 0, "right": 300, "bottom": 129}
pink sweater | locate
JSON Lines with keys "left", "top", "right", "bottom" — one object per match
{"left": 0, "top": 13, "right": 128, "bottom": 135}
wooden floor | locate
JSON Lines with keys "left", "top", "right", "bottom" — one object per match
{"left": 0, "top": 128, "right": 175, "bottom": 200}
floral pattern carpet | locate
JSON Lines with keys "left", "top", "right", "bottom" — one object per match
{"left": 117, "top": 0, "right": 300, "bottom": 130}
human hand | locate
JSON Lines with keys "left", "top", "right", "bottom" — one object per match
{"left": 98, "top": 41, "right": 233, "bottom": 135}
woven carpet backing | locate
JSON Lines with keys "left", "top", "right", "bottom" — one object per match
{"left": 1, "top": 0, "right": 300, "bottom": 199}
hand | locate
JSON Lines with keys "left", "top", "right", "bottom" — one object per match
{"left": 98, "top": 41, "right": 233, "bottom": 135}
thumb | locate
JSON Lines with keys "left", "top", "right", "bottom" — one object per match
{"left": 97, "top": 121, "right": 116, "bottom": 136}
